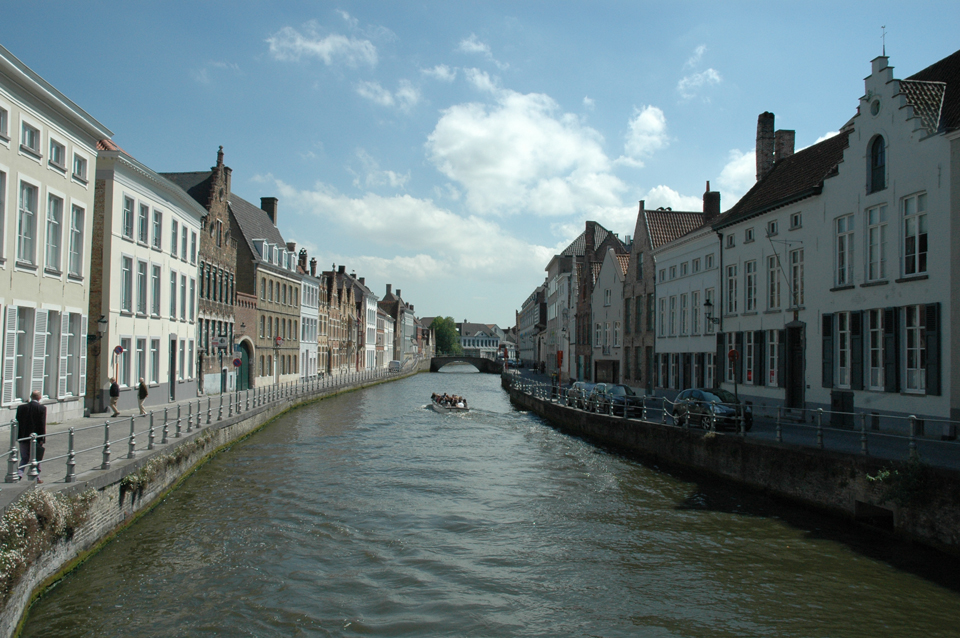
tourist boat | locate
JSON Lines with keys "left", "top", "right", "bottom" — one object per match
{"left": 430, "top": 398, "right": 469, "bottom": 413}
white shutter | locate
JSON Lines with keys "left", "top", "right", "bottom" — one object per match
{"left": 78, "top": 316, "right": 87, "bottom": 398}
{"left": 2, "top": 306, "right": 16, "bottom": 405}
{"left": 31, "top": 310, "right": 48, "bottom": 396}
{"left": 58, "top": 313, "right": 70, "bottom": 398}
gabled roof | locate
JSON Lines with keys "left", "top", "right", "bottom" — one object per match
{"left": 644, "top": 210, "right": 704, "bottom": 249}
{"left": 161, "top": 171, "right": 214, "bottom": 209}
{"left": 590, "top": 262, "right": 602, "bottom": 285}
{"left": 229, "top": 194, "right": 287, "bottom": 259}
{"left": 899, "top": 80, "right": 946, "bottom": 134}
{"left": 715, "top": 129, "right": 851, "bottom": 229}
{"left": 616, "top": 254, "right": 630, "bottom": 277}
{"left": 560, "top": 223, "right": 619, "bottom": 257}
{"left": 906, "top": 47, "right": 960, "bottom": 132}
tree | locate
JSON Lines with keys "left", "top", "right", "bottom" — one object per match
{"left": 431, "top": 317, "right": 462, "bottom": 355}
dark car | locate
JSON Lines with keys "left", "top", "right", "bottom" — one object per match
{"left": 565, "top": 382, "right": 597, "bottom": 409}
{"left": 589, "top": 383, "right": 645, "bottom": 416}
{"left": 671, "top": 388, "right": 753, "bottom": 431}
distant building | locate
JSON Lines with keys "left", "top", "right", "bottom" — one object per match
{"left": 590, "top": 248, "right": 629, "bottom": 383}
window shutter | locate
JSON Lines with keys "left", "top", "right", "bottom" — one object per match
{"left": 821, "top": 313, "right": 834, "bottom": 388}
{"left": 735, "top": 332, "right": 744, "bottom": 383}
{"left": 777, "top": 329, "right": 786, "bottom": 388}
{"left": 883, "top": 307, "right": 898, "bottom": 393}
{"left": 78, "top": 315, "right": 88, "bottom": 398}
{"left": 58, "top": 313, "right": 70, "bottom": 398}
{"left": 31, "top": 310, "right": 48, "bottom": 395}
{"left": 925, "top": 302, "right": 941, "bottom": 396}
{"left": 716, "top": 333, "right": 724, "bottom": 384}
{"left": 3, "top": 306, "right": 18, "bottom": 405}
{"left": 754, "top": 330, "right": 765, "bottom": 386}
{"left": 695, "top": 352, "right": 704, "bottom": 387}
{"left": 850, "top": 311, "right": 863, "bottom": 391}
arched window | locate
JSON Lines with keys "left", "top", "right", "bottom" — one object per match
{"left": 870, "top": 136, "right": 885, "bottom": 193}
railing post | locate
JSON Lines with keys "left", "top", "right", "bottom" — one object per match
{"left": 776, "top": 407, "right": 783, "bottom": 442}
{"left": 128, "top": 416, "right": 137, "bottom": 459}
{"left": 218, "top": 394, "right": 224, "bottom": 420}
{"left": 149, "top": 412, "right": 156, "bottom": 450}
{"left": 909, "top": 415, "right": 918, "bottom": 456}
{"left": 661, "top": 398, "right": 666, "bottom": 424}
{"left": 816, "top": 408, "right": 824, "bottom": 449}
{"left": 860, "top": 412, "right": 868, "bottom": 455}
{"left": 162, "top": 408, "right": 169, "bottom": 444}
{"left": 101, "top": 421, "right": 112, "bottom": 470}
{"left": 6, "top": 420, "right": 20, "bottom": 483}
{"left": 197, "top": 400, "right": 203, "bottom": 428}
{"left": 641, "top": 399, "right": 648, "bottom": 422}
{"left": 65, "top": 427, "right": 76, "bottom": 483}
{"left": 228, "top": 391, "right": 234, "bottom": 417}
{"left": 27, "top": 434, "right": 39, "bottom": 480}
{"left": 207, "top": 397, "right": 212, "bottom": 423}
{"left": 186, "top": 402, "right": 193, "bottom": 433}
{"left": 246, "top": 389, "right": 250, "bottom": 411}
{"left": 175, "top": 405, "right": 182, "bottom": 438}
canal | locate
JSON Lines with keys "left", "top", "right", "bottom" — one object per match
{"left": 22, "top": 368, "right": 960, "bottom": 637}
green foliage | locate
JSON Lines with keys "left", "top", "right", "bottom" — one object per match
{"left": 867, "top": 451, "right": 928, "bottom": 507}
{"left": 120, "top": 430, "right": 215, "bottom": 501}
{"left": 431, "top": 316, "right": 462, "bottom": 355}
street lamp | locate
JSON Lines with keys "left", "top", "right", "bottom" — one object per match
{"left": 703, "top": 299, "right": 721, "bottom": 326}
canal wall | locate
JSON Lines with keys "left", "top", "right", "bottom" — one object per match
{"left": 0, "top": 363, "right": 429, "bottom": 638}
{"left": 504, "top": 377, "right": 960, "bottom": 556}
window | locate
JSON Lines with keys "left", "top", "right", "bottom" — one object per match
{"left": 867, "top": 309, "right": 884, "bottom": 390}
{"left": 188, "top": 341, "right": 194, "bottom": 379}
{"left": 726, "top": 265, "right": 738, "bottom": 314}
{"left": 0, "top": 170, "right": 4, "bottom": 258}
{"left": 725, "top": 333, "right": 737, "bottom": 383}
{"left": 122, "top": 196, "right": 135, "bottom": 239}
{"left": 836, "top": 215, "right": 854, "bottom": 286}
{"left": 837, "top": 312, "right": 851, "bottom": 388}
{"left": 0, "top": 107, "right": 7, "bottom": 140}
{"left": 669, "top": 296, "right": 677, "bottom": 336}
{"left": 790, "top": 212, "right": 802, "bottom": 230}
{"left": 190, "top": 231, "right": 197, "bottom": 264}
{"left": 902, "top": 193, "right": 927, "bottom": 276}
{"left": 705, "top": 253, "right": 714, "bottom": 269}
{"left": 170, "top": 271, "right": 177, "bottom": 318}
{"left": 45, "top": 194, "right": 63, "bottom": 272}
{"left": 261, "top": 278, "right": 266, "bottom": 300}
{"left": 869, "top": 136, "right": 885, "bottom": 193}
{"left": 190, "top": 278, "right": 196, "bottom": 321}
{"left": 68, "top": 205, "right": 84, "bottom": 277}
{"left": 180, "top": 274, "right": 187, "bottom": 321}
{"left": 904, "top": 305, "right": 925, "bottom": 393}
{"left": 745, "top": 227, "right": 755, "bottom": 243}
{"left": 691, "top": 290, "right": 700, "bottom": 335}
{"left": 680, "top": 262, "right": 688, "bottom": 276}
{"left": 867, "top": 204, "right": 887, "bottom": 281}
{"left": 21, "top": 122, "right": 40, "bottom": 156}
{"left": 216, "top": 220, "right": 223, "bottom": 247}
{"left": 151, "top": 265, "right": 161, "bottom": 315}
{"left": 171, "top": 220, "right": 179, "bottom": 257}
{"left": 659, "top": 269, "right": 665, "bottom": 282}
{"left": 136, "top": 338, "right": 146, "bottom": 385}
{"left": 260, "top": 315, "right": 265, "bottom": 338}
{"left": 767, "top": 220, "right": 779, "bottom": 237}
{"left": 17, "top": 181, "right": 38, "bottom": 264}
{"left": 152, "top": 210, "right": 162, "bottom": 249}
{"left": 637, "top": 252, "right": 644, "bottom": 280}
{"left": 136, "top": 261, "right": 148, "bottom": 315}
{"left": 49, "top": 139, "right": 65, "bottom": 170}
{"left": 726, "top": 234, "right": 735, "bottom": 248}
{"left": 658, "top": 298, "right": 666, "bottom": 337}
{"left": 150, "top": 339, "right": 160, "bottom": 384}
{"left": 72, "top": 154, "right": 87, "bottom": 182}
{"left": 767, "top": 330, "right": 779, "bottom": 386}
{"left": 120, "top": 256, "right": 133, "bottom": 313}
{"left": 704, "top": 288, "right": 715, "bottom": 334}
{"left": 789, "top": 248, "right": 804, "bottom": 307}
{"left": 594, "top": 322, "right": 602, "bottom": 348}
{"left": 680, "top": 294, "right": 688, "bottom": 335}
{"left": 692, "top": 258, "right": 700, "bottom": 273}
{"left": 181, "top": 225, "right": 188, "bottom": 261}
{"left": 613, "top": 322, "right": 621, "bottom": 347}
{"left": 767, "top": 255, "right": 781, "bottom": 309}
{"left": 604, "top": 289, "right": 611, "bottom": 306}
{"left": 744, "top": 331, "right": 755, "bottom": 384}
{"left": 669, "top": 266, "right": 677, "bottom": 279}
{"left": 120, "top": 338, "right": 131, "bottom": 387}
{"left": 744, "top": 260, "right": 757, "bottom": 312}
{"left": 138, "top": 204, "right": 149, "bottom": 244}
{"left": 179, "top": 340, "right": 186, "bottom": 381}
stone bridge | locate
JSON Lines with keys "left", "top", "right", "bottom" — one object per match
{"left": 430, "top": 356, "right": 503, "bottom": 374}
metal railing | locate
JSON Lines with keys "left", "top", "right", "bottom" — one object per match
{"left": 6, "top": 366, "right": 400, "bottom": 485}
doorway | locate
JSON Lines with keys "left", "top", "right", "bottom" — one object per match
{"left": 238, "top": 342, "right": 251, "bottom": 391}
{"left": 785, "top": 324, "right": 804, "bottom": 409}
{"left": 168, "top": 338, "right": 177, "bottom": 401}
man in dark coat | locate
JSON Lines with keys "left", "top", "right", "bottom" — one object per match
{"left": 109, "top": 377, "right": 120, "bottom": 416}
{"left": 16, "top": 390, "right": 46, "bottom": 482}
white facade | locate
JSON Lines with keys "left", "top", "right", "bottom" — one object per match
{"left": 362, "top": 294, "right": 378, "bottom": 370}
{"left": 0, "top": 44, "right": 112, "bottom": 421}
{"left": 300, "top": 274, "right": 319, "bottom": 379}
{"left": 589, "top": 248, "right": 626, "bottom": 383}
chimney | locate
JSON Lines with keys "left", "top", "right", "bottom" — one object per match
{"left": 338, "top": 265, "right": 346, "bottom": 274}
{"left": 385, "top": 284, "right": 392, "bottom": 296}
{"left": 775, "top": 129, "right": 795, "bottom": 163}
{"left": 409, "top": 304, "right": 413, "bottom": 311}
{"left": 298, "top": 248, "right": 307, "bottom": 271}
{"left": 359, "top": 277, "right": 365, "bottom": 285}
{"left": 216, "top": 145, "right": 224, "bottom": 168}
{"left": 756, "top": 112, "right": 776, "bottom": 181}
{"left": 310, "top": 258, "right": 317, "bottom": 277}
{"left": 703, "top": 180, "right": 721, "bottom": 223}
{"left": 261, "top": 197, "right": 279, "bottom": 225}
{"left": 396, "top": 289, "right": 401, "bottom": 298}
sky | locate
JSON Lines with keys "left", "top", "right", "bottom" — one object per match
{"left": 2, "top": 2, "right": 958, "bottom": 327}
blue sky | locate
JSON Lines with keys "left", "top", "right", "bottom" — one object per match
{"left": 2, "top": 2, "right": 958, "bottom": 327}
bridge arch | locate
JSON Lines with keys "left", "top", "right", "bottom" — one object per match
{"left": 430, "top": 356, "right": 503, "bottom": 374}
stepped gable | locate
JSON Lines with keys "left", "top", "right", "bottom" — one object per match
{"left": 906, "top": 47, "right": 960, "bottom": 132}
{"left": 714, "top": 129, "right": 851, "bottom": 229}
{"left": 644, "top": 209, "right": 704, "bottom": 249}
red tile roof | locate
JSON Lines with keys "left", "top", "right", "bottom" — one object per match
{"left": 616, "top": 254, "right": 630, "bottom": 277}
{"left": 97, "top": 138, "right": 129, "bottom": 154}
{"left": 645, "top": 210, "right": 705, "bottom": 249}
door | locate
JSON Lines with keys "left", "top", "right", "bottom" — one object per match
{"left": 785, "top": 325, "right": 804, "bottom": 408}
{"left": 168, "top": 339, "right": 176, "bottom": 401}
{"left": 238, "top": 343, "right": 250, "bottom": 391}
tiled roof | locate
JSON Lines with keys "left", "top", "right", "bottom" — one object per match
{"left": 615, "top": 254, "right": 630, "bottom": 277}
{"left": 161, "top": 171, "right": 214, "bottom": 208}
{"left": 907, "top": 47, "right": 960, "bottom": 132}
{"left": 591, "top": 262, "right": 602, "bottom": 285}
{"left": 899, "top": 80, "right": 946, "bottom": 134}
{"left": 715, "top": 129, "right": 851, "bottom": 229}
{"left": 645, "top": 210, "right": 705, "bottom": 249}
{"left": 560, "top": 223, "right": 613, "bottom": 257}
{"left": 228, "top": 194, "right": 287, "bottom": 259}
{"left": 96, "top": 139, "right": 129, "bottom": 154}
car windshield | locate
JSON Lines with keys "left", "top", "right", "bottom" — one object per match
{"left": 606, "top": 385, "right": 635, "bottom": 396}
{"left": 703, "top": 389, "right": 738, "bottom": 403}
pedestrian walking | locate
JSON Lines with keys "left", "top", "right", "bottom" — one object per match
{"left": 15, "top": 390, "right": 46, "bottom": 482}
{"left": 109, "top": 377, "right": 120, "bottom": 417}
{"left": 137, "top": 377, "right": 149, "bottom": 415}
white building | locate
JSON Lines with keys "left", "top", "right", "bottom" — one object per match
{"left": 90, "top": 144, "right": 204, "bottom": 411}
{"left": 297, "top": 249, "right": 319, "bottom": 380}
{"left": 545, "top": 254, "right": 574, "bottom": 382}
{"left": 589, "top": 248, "right": 629, "bottom": 383}
{"left": 0, "top": 44, "right": 112, "bottom": 421}
{"left": 517, "top": 285, "right": 544, "bottom": 366}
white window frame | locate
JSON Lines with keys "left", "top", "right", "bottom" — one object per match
{"left": 48, "top": 138, "right": 66, "bottom": 171}
{"left": 744, "top": 331, "right": 755, "bottom": 385}
{"left": 150, "top": 338, "right": 160, "bottom": 384}
{"left": 767, "top": 220, "right": 779, "bottom": 237}
{"left": 20, "top": 120, "right": 40, "bottom": 157}
{"left": 790, "top": 212, "right": 802, "bottom": 230}
{"left": 789, "top": 248, "right": 804, "bottom": 307}
{"left": 867, "top": 309, "right": 884, "bottom": 391}
{"left": 726, "top": 264, "right": 738, "bottom": 314}
{"left": 152, "top": 210, "right": 163, "bottom": 250}
{"left": 658, "top": 298, "right": 666, "bottom": 337}
{"left": 136, "top": 260, "right": 148, "bottom": 315}
{"left": 902, "top": 193, "right": 927, "bottom": 277}
{"left": 121, "top": 196, "right": 135, "bottom": 240}
{"left": 744, "top": 260, "right": 757, "bottom": 312}
{"left": 0, "top": 106, "right": 8, "bottom": 141}
{"left": 171, "top": 219, "right": 179, "bottom": 257}
{"left": 679, "top": 293, "right": 688, "bottom": 335}
{"left": 17, "top": 179, "right": 39, "bottom": 265}
{"left": 120, "top": 256, "right": 133, "bottom": 313}
{"left": 138, "top": 203, "right": 149, "bottom": 244}
{"left": 691, "top": 290, "right": 700, "bottom": 335}
{"left": 669, "top": 296, "right": 677, "bottom": 336}
{"left": 704, "top": 288, "right": 715, "bottom": 334}
{"left": 836, "top": 214, "right": 854, "bottom": 286}
{"left": 867, "top": 204, "right": 887, "bottom": 282}
{"left": 767, "top": 255, "right": 781, "bottom": 310}
{"left": 837, "top": 312, "right": 851, "bottom": 389}
{"left": 72, "top": 153, "right": 88, "bottom": 182}
{"left": 119, "top": 337, "right": 131, "bottom": 387}
{"left": 68, "top": 204, "right": 84, "bottom": 277}
{"left": 903, "top": 305, "right": 925, "bottom": 394}
{"left": 767, "top": 329, "right": 779, "bottom": 386}
{"left": 45, "top": 193, "right": 63, "bottom": 273}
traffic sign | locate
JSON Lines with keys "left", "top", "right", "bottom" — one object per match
{"left": 233, "top": 358, "right": 242, "bottom": 368}
{"left": 728, "top": 349, "right": 739, "bottom": 362}
{"left": 113, "top": 345, "right": 124, "bottom": 355}
{"left": 216, "top": 336, "right": 229, "bottom": 349}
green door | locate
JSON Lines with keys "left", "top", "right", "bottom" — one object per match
{"left": 238, "top": 344, "right": 250, "bottom": 391}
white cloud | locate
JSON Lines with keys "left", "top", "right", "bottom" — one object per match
{"left": 677, "top": 68, "right": 722, "bottom": 99}
{"left": 583, "top": 96, "right": 595, "bottom": 109}
{"left": 717, "top": 148, "right": 756, "bottom": 203}
{"left": 618, "top": 105, "right": 668, "bottom": 167}
{"left": 464, "top": 68, "right": 499, "bottom": 93}
{"left": 811, "top": 130, "right": 840, "bottom": 145}
{"left": 685, "top": 44, "right": 707, "bottom": 69}
{"left": 351, "top": 149, "right": 410, "bottom": 189}
{"left": 426, "top": 89, "right": 625, "bottom": 217}
{"left": 642, "top": 185, "right": 703, "bottom": 212}
{"left": 456, "top": 34, "right": 507, "bottom": 69}
{"left": 421, "top": 64, "right": 457, "bottom": 82}
{"left": 191, "top": 61, "right": 241, "bottom": 84}
{"left": 355, "top": 79, "right": 420, "bottom": 111}
{"left": 266, "top": 23, "right": 377, "bottom": 67}
{"left": 337, "top": 10, "right": 359, "bottom": 29}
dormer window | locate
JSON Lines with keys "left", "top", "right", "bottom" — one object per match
{"left": 869, "top": 136, "right": 886, "bottom": 193}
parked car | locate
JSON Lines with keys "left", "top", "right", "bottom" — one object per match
{"left": 671, "top": 388, "right": 753, "bottom": 431}
{"left": 566, "top": 382, "right": 596, "bottom": 409}
{"left": 589, "top": 383, "right": 645, "bottom": 416}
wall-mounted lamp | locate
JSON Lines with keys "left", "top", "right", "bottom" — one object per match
{"left": 703, "top": 299, "right": 721, "bottom": 326}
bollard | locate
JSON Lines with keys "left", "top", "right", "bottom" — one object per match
{"left": 816, "top": 408, "right": 824, "bottom": 449}
{"left": 909, "top": 415, "right": 918, "bottom": 456}
{"left": 101, "top": 421, "right": 112, "bottom": 469}
{"left": 197, "top": 400, "right": 203, "bottom": 428}
{"left": 207, "top": 397, "right": 212, "bottom": 424}
{"left": 860, "top": 412, "right": 868, "bottom": 455}
{"left": 187, "top": 402, "right": 193, "bottom": 433}
{"left": 641, "top": 400, "right": 648, "bottom": 422}
{"left": 127, "top": 417, "right": 137, "bottom": 459}
{"left": 149, "top": 412, "right": 156, "bottom": 450}
{"left": 162, "top": 408, "right": 169, "bottom": 444}
{"left": 228, "top": 391, "right": 233, "bottom": 418}
{"left": 661, "top": 398, "right": 666, "bottom": 424}
{"left": 175, "top": 415, "right": 182, "bottom": 439}
{"left": 6, "top": 421, "right": 20, "bottom": 483}
{"left": 776, "top": 407, "right": 782, "bottom": 443}
{"left": 27, "top": 434, "right": 39, "bottom": 480}
{"left": 218, "top": 395, "right": 224, "bottom": 420}
{"left": 246, "top": 389, "right": 250, "bottom": 411}
{"left": 65, "top": 427, "right": 76, "bottom": 483}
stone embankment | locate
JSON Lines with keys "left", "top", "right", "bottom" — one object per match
{"left": 0, "top": 364, "right": 427, "bottom": 638}
{"left": 503, "top": 375, "right": 960, "bottom": 556}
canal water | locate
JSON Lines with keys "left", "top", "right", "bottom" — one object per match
{"left": 22, "top": 368, "right": 960, "bottom": 637}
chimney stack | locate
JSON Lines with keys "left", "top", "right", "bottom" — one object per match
{"left": 703, "top": 180, "right": 721, "bottom": 223}
{"left": 261, "top": 197, "right": 279, "bottom": 225}
{"left": 396, "top": 289, "right": 401, "bottom": 298}
{"left": 338, "top": 265, "right": 346, "bottom": 273}
{"left": 756, "top": 112, "right": 776, "bottom": 181}
{"left": 775, "top": 129, "right": 795, "bottom": 163}
{"left": 385, "top": 284, "right": 392, "bottom": 296}
{"left": 298, "top": 248, "right": 307, "bottom": 271}
{"left": 359, "top": 277, "right": 365, "bottom": 285}
{"left": 310, "top": 258, "right": 317, "bottom": 277}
